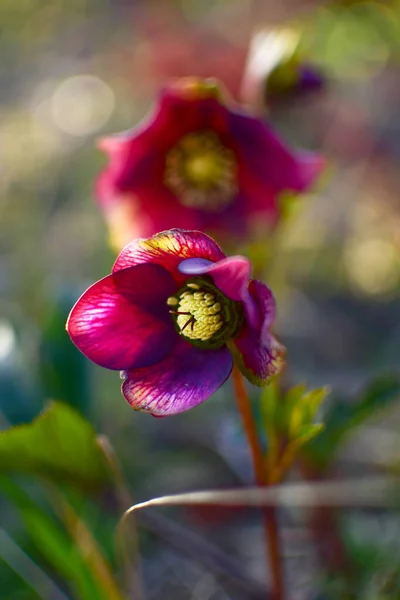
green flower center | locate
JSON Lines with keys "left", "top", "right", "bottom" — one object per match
{"left": 164, "top": 131, "right": 237, "bottom": 211}
{"left": 167, "top": 277, "right": 243, "bottom": 349}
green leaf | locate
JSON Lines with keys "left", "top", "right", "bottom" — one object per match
{"left": 260, "top": 380, "right": 280, "bottom": 426}
{"left": 0, "top": 477, "right": 104, "bottom": 600}
{"left": 285, "top": 384, "right": 308, "bottom": 408}
{"left": 296, "top": 423, "right": 325, "bottom": 446}
{"left": 351, "top": 375, "right": 400, "bottom": 428}
{"left": 306, "top": 374, "right": 400, "bottom": 468}
{"left": 0, "top": 402, "right": 111, "bottom": 492}
{"left": 296, "top": 386, "right": 330, "bottom": 430}
{"left": 283, "top": 383, "right": 308, "bottom": 436}
{"left": 39, "top": 294, "right": 92, "bottom": 416}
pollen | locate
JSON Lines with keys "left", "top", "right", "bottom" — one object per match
{"left": 164, "top": 131, "right": 237, "bottom": 211}
{"left": 174, "top": 290, "right": 223, "bottom": 341}
{"left": 166, "top": 297, "right": 179, "bottom": 306}
{"left": 167, "top": 276, "right": 244, "bottom": 350}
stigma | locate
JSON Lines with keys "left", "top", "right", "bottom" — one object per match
{"left": 167, "top": 277, "right": 243, "bottom": 349}
{"left": 164, "top": 131, "right": 237, "bottom": 211}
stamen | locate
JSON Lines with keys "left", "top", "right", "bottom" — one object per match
{"left": 167, "top": 276, "right": 244, "bottom": 350}
{"left": 164, "top": 131, "right": 238, "bottom": 211}
{"left": 167, "top": 297, "right": 178, "bottom": 306}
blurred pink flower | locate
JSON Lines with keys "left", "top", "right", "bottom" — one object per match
{"left": 96, "top": 78, "right": 324, "bottom": 249}
{"left": 67, "top": 229, "right": 285, "bottom": 416}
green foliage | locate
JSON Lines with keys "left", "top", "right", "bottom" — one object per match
{"left": 0, "top": 405, "right": 124, "bottom": 599}
{"left": 1, "top": 477, "right": 119, "bottom": 600}
{"left": 261, "top": 381, "right": 328, "bottom": 449}
{"left": 305, "top": 374, "right": 400, "bottom": 468}
{"left": 39, "top": 295, "right": 91, "bottom": 415}
{"left": 0, "top": 402, "right": 111, "bottom": 492}
{"left": 260, "top": 381, "right": 328, "bottom": 480}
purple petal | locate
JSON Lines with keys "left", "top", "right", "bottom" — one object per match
{"left": 230, "top": 111, "right": 324, "bottom": 195}
{"left": 122, "top": 339, "right": 233, "bottom": 416}
{"left": 247, "top": 279, "right": 276, "bottom": 334}
{"left": 67, "top": 264, "right": 177, "bottom": 370}
{"left": 98, "top": 83, "right": 231, "bottom": 200}
{"left": 230, "top": 331, "right": 285, "bottom": 386}
{"left": 178, "top": 256, "right": 250, "bottom": 302}
{"left": 229, "top": 279, "right": 285, "bottom": 385}
{"left": 113, "top": 229, "right": 226, "bottom": 285}
{"left": 177, "top": 257, "right": 214, "bottom": 274}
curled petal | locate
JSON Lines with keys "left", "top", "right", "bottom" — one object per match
{"left": 229, "top": 279, "right": 284, "bottom": 385}
{"left": 178, "top": 255, "right": 250, "bottom": 301}
{"left": 229, "top": 332, "right": 285, "bottom": 386}
{"left": 178, "top": 255, "right": 258, "bottom": 326}
{"left": 113, "top": 229, "right": 226, "bottom": 284}
{"left": 67, "top": 264, "right": 176, "bottom": 370}
{"left": 246, "top": 279, "right": 276, "bottom": 334}
{"left": 122, "top": 339, "right": 233, "bottom": 416}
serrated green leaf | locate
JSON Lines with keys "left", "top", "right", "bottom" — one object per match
{"left": 0, "top": 402, "right": 111, "bottom": 492}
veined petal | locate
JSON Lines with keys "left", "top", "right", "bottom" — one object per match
{"left": 113, "top": 229, "right": 226, "bottom": 284}
{"left": 229, "top": 332, "right": 285, "bottom": 386}
{"left": 246, "top": 279, "right": 276, "bottom": 334}
{"left": 229, "top": 279, "right": 284, "bottom": 385}
{"left": 67, "top": 264, "right": 176, "bottom": 370}
{"left": 122, "top": 339, "right": 233, "bottom": 416}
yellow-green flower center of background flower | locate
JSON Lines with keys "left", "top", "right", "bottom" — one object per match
{"left": 165, "top": 131, "right": 237, "bottom": 211}
{"left": 167, "top": 277, "right": 243, "bottom": 349}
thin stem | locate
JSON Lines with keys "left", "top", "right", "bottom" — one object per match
{"left": 232, "top": 365, "right": 285, "bottom": 600}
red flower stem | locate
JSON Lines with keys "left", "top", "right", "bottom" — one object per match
{"left": 232, "top": 365, "right": 285, "bottom": 600}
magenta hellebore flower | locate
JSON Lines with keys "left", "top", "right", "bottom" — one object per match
{"left": 97, "top": 78, "right": 323, "bottom": 248}
{"left": 66, "top": 229, "right": 285, "bottom": 416}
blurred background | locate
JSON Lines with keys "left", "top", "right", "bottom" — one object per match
{"left": 1, "top": 0, "right": 400, "bottom": 598}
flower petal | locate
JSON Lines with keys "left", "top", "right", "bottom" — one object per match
{"left": 247, "top": 279, "right": 277, "bottom": 334}
{"left": 98, "top": 83, "right": 231, "bottom": 199}
{"left": 178, "top": 255, "right": 250, "bottom": 302}
{"left": 113, "top": 229, "right": 226, "bottom": 284}
{"left": 178, "top": 255, "right": 259, "bottom": 327}
{"left": 230, "top": 112, "right": 324, "bottom": 201}
{"left": 229, "top": 279, "right": 285, "bottom": 385}
{"left": 101, "top": 186, "right": 205, "bottom": 250}
{"left": 67, "top": 264, "right": 177, "bottom": 370}
{"left": 122, "top": 339, "right": 233, "bottom": 416}
{"left": 229, "top": 331, "right": 285, "bottom": 386}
